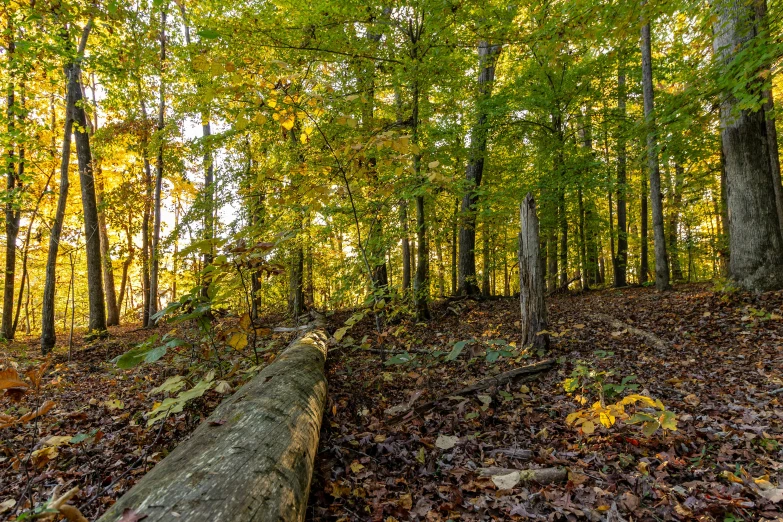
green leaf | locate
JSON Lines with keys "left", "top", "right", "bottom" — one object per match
{"left": 445, "top": 340, "right": 470, "bottom": 361}
{"left": 563, "top": 377, "right": 579, "bottom": 393}
{"left": 197, "top": 28, "right": 220, "bottom": 39}
{"left": 384, "top": 352, "right": 414, "bottom": 365}
{"left": 641, "top": 420, "right": 660, "bottom": 437}
{"left": 626, "top": 412, "right": 656, "bottom": 425}
{"left": 143, "top": 345, "right": 168, "bottom": 364}
{"left": 659, "top": 410, "right": 678, "bottom": 431}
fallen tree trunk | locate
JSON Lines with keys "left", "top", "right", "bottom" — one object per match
{"left": 388, "top": 359, "right": 554, "bottom": 424}
{"left": 98, "top": 331, "right": 329, "bottom": 522}
{"left": 479, "top": 466, "right": 567, "bottom": 485}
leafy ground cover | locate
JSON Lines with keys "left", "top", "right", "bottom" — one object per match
{"left": 2, "top": 284, "right": 783, "bottom": 521}
{"left": 308, "top": 284, "right": 783, "bottom": 521}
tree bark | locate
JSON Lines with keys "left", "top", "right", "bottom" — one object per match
{"left": 97, "top": 331, "right": 329, "bottom": 522}
{"left": 71, "top": 26, "right": 107, "bottom": 333}
{"left": 640, "top": 3, "right": 670, "bottom": 290}
{"left": 149, "top": 4, "right": 167, "bottom": 323}
{"left": 400, "top": 201, "right": 411, "bottom": 293}
{"left": 1, "top": 31, "right": 18, "bottom": 340}
{"left": 138, "top": 93, "right": 153, "bottom": 327}
{"left": 518, "top": 193, "right": 549, "bottom": 349}
{"left": 712, "top": 0, "right": 783, "bottom": 290}
{"left": 668, "top": 163, "right": 684, "bottom": 281}
{"left": 42, "top": 26, "right": 88, "bottom": 353}
{"left": 615, "top": 64, "right": 629, "bottom": 287}
{"left": 288, "top": 243, "right": 305, "bottom": 318}
{"left": 458, "top": 41, "right": 501, "bottom": 296}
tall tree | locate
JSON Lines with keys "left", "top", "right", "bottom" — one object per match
{"left": 42, "top": 24, "right": 91, "bottom": 353}
{"left": 1, "top": 23, "right": 18, "bottom": 340}
{"left": 148, "top": 2, "right": 167, "bottom": 322}
{"left": 457, "top": 41, "right": 501, "bottom": 295}
{"left": 614, "top": 62, "right": 628, "bottom": 287}
{"left": 640, "top": 1, "right": 670, "bottom": 290}
{"left": 712, "top": 0, "right": 783, "bottom": 290}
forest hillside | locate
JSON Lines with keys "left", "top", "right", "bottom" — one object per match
{"left": 1, "top": 0, "right": 783, "bottom": 520}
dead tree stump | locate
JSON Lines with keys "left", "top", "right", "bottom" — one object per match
{"left": 519, "top": 193, "right": 549, "bottom": 349}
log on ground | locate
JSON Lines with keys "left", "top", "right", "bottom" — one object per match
{"left": 98, "top": 330, "right": 329, "bottom": 522}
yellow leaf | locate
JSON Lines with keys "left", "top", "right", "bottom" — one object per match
{"left": 104, "top": 399, "right": 124, "bottom": 410}
{"left": 350, "top": 460, "right": 364, "bottom": 473}
{"left": 581, "top": 420, "right": 595, "bottom": 434}
{"left": 566, "top": 412, "right": 582, "bottom": 425}
{"left": 599, "top": 411, "right": 615, "bottom": 428}
{"left": 239, "top": 312, "right": 251, "bottom": 331}
{"left": 31, "top": 446, "right": 58, "bottom": 468}
{"left": 45, "top": 435, "right": 73, "bottom": 447}
{"left": 282, "top": 118, "right": 295, "bottom": 130}
{"left": 228, "top": 332, "right": 248, "bottom": 350}
{"left": 428, "top": 160, "right": 439, "bottom": 169}
{"left": 254, "top": 113, "right": 268, "bottom": 125}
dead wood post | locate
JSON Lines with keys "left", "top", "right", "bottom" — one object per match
{"left": 519, "top": 193, "right": 549, "bottom": 349}
{"left": 97, "top": 330, "right": 329, "bottom": 522}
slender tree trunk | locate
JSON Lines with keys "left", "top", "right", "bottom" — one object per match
{"left": 288, "top": 242, "right": 305, "bottom": 318}
{"left": 138, "top": 94, "right": 153, "bottom": 327}
{"left": 201, "top": 122, "right": 215, "bottom": 297}
{"left": 71, "top": 38, "right": 107, "bottom": 332}
{"left": 149, "top": 4, "right": 167, "bottom": 323}
{"left": 640, "top": 142, "right": 649, "bottom": 283}
{"left": 458, "top": 41, "right": 501, "bottom": 295}
{"left": 615, "top": 65, "right": 629, "bottom": 287}
{"left": 435, "top": 232, "right": 445, "bottom": 297}
{"left": 481, "top": 219, "right": 491, "bottom": 296}
{"left": 400, "top": 201, "right": 411, "bottom": 293}
{"left": 1, "top": 35, "right": 18, "bottom": 340}
{"left": 546, "top": 222, "right": 558, "bottom": 292}
{"left": 667, "top": 163, "right": 684, "bottom": 281}
{"left": 411, "top": 72, "right": 430, "bottom": 319}
{"left": 712, "top": 0, "right": 783, "bottom": 290}
{"left": 640, "top": 3, "right": 670, "bottom": 290}
{"left": 577, "top": 187, "right": 587, "bottom": 289}
{"left": 451, "top": 198, "right": 458, "bottom": 294}
{"left": 86, "top": 75, "right": 120, "bottom": 326}
{"left": 558, "top": 187, "right": 567, "bottom": 286}
{"left": 42, "top": 28, "right": 84, "bottom": 353}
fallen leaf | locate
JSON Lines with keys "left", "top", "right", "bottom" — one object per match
{"left": 435, "top": 435, "right": 459, "bottom": 450}
{"left": 492, "top": 471, "right": 521, "bottom": 490}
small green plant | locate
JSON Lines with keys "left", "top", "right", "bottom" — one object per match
{"left": 563, "top": 361, "right": 676, "bottom": 437}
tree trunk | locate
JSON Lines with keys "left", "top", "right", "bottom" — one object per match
{"left": 400, "top": 201, "right": 411, "bottom": 293}
{"left": 668, "top": 163, "right": 684, "bottom": 281}
{"left": 640, "top": 143, "right": 649, "bottom": 284}
{"left": 42, "top": 27, "right": 85, "bottom": 353}
{"left": 615, "top": 65, "right": 629, "bottom": 287}
{"left": 1, "top": 33, "right": 18, "bottom": 340}
{"left": 481, "top": 219, "right": 491, "bottom": 296}
{"left": 288, "top": 244, "right": 305, "bottom": 318}
{"left": 712, "top": 0, "right": 783, "bottom": 290}
{"left": 202, "top": 120, "right": 215, "bottom": 298}
{"left": 97, "top": 331, "right": 329, "bottom": 522}
{"left": 558, "top": 187, "right": 567, "bottom": 287}
{"left": 458, "top": 41, "right": 501, "bottom": 296}
{"left": 149, "top": 4, "right": 167, "bottom": 323}
{"left": 138, "top": 93, "right": 153, "bottom": 327}
{"left": 546, "top": 223, "right": 558, "bottom": 293}
{"left": 451, "top": 198, "right": 458, "bottom": 294}
{"left": 71, "top": 41, "right": 107, "bottom": 332}
{"left": 519, "top": 193, "right": 548, "bottom": 349}
{"left": 640, "top": 4, "right": 670, "bottom": 290}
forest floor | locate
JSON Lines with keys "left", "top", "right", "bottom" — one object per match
{"left": 1, "top": 284, "right": 783, "bottom": 521}
{"left": 308, "top": 284, "right": 783, "bottom": 521}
